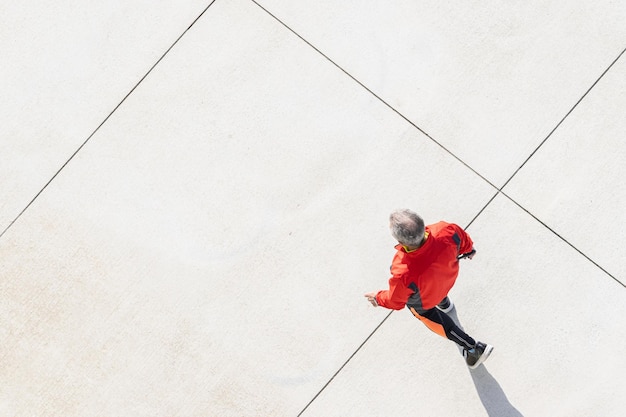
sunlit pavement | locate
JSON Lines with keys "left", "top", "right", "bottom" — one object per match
{"left": 2, "top": 1, "right": 625, "bottom": 416}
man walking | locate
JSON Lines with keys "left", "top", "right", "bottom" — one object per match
{"left": 364, "top": 209, "right": 493, "bottom": 369}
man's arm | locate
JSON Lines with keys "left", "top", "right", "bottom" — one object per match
{"left": 452, "top": 223, "right": 474, "bottom": 256}
{"left": 364, "top": 276, "right": 413, "bottom": 310}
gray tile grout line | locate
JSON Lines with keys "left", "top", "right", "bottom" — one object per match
{"left": 251, "top": 0, "right": 625, "bottom": 283}
{"left": 466, "top": 190, "right": 624, "bottom": 288}
{"left": 0, "top": 0, "right": 218, "bottom": 241}
{"left": 247, "top": 3, "right": 626, "bottom": 414}
{"left": 248, "top": 0, "right": 499, "bottom": 191}
{"left": 500, "top": 189, "right": 624, "bottom": 288}
{"left": 498, "top": 45, "right": 626, "bottom": 191}
{"left": 296, "top": 311, "right": 394, "bottom": 417}
{"left": 493, "top": 45, "right": 626, "bottom": 288}
{"left": 453, "top": 42, "right": 626, "bottom": 285}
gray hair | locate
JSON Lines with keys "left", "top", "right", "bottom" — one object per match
{"left": 389, "top": 209, "right": 425, "bottom": 246}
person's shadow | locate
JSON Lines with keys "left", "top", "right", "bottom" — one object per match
{"left": 447, "top": 308, "right": 524, "bottom": 417}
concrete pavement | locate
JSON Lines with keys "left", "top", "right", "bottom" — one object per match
{"left": 2, "top": 1, "right": 625, "bottom": 416}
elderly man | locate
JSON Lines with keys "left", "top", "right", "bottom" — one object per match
{"left": 364, "top": 209, "right": 493, "bottom": 369}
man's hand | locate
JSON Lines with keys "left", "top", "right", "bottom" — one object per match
{"left": 364, "top": 292, "right": 378, "bottom": 307}
{"left": 458, "top": 248, "right": 477, "bottom": 260}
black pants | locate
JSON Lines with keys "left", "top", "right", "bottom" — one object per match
{"left": 407, "top": 305, "right": 476, "bottom": 349}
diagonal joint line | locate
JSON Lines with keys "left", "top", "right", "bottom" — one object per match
{"left": 0, "top": 0, "right": 219, "bottom": 241}
{"left": 296, "top": 311, "right": 394, "bottom": 417}
{"left": 500, "top": 45, "right": 626, "bottom": 191}
{"left": 249, "top": 0, "right": 498, "bottom": 190}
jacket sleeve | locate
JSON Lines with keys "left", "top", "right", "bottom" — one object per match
{"left": 452, "top": 223, "right": 474, "bottom": 255}
{"left": 375, "top": 275, "right": 414, "bottom": 310}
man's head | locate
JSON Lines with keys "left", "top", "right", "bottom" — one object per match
{"left": 389, "top": 209, "right": 425, "bottom": 247}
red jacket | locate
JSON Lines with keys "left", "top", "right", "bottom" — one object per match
{"left": 375, "top": 222, "right": 473, "bottom": 311}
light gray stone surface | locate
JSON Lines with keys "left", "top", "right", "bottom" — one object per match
{"left": 504, "top": 52, "right": 626, "bottom": 284}
{"left": 256, "top": 0, "right": 626, "bottom": 187}
{"left": 0, "top": 0, "right": 208, "bottom": 232}
{"left": 1, "top": 0, "right": 624, "bottom": 416}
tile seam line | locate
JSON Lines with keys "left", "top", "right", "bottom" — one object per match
{"left": 296, "top": 310, "right": 394, "bottom": 417}
{"left": 500, "top": 190, "right": 624, "bottom": 288}
{"left": 466, "top": 189, "right": 624, "bottom": 287}
{"left": 499, "top": 45, "right": 626, "bottom": 191}
{"left": 249, "top": 0, "right": 498, "bottom": 191}
{"left": 251, "top": 1, "right": 625, "bottom": 284}
{"left": 494, "top": 45, "right": 626, "bottom": 288}
{"left": 0, "top": 0, "right": 218, "bottom": 241}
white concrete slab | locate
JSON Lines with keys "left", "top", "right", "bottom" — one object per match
{"left": 0, "top": 0, "right": 208, "bottom": 232}
{"left": 301, "top": 194, "right": 626, "bottom": 417}
{"left": 504, "top": 53, "right": 626, "bottom": 284}
{"left": 0, "top": 1, "right": 495, "bottom": 416}
{"left": 256, "top": 0, "right": 626, "bottom": 186}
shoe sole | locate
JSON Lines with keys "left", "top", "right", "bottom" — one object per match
{"left": 468, "top": 344, "right": 494, "bottom": 369}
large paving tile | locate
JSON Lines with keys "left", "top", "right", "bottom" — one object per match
{"left": 504, "top": 52, "right": 626, "bottom": 284}
{"left": 0, "top": 0, "right": 209, "bottom": 233}
{"left": 256, "top": 0, "right": 626, "bottom": 186}
{"left": 0, "top": 0, "right": 495, "bottom": 416}
{"left": 301, "top": 194, "right": 626, "bottom": 416}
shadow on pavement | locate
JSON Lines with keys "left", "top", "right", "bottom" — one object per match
{"left": 447, "top": 307, "right": 524, "bottom": 417}
{"left": 468, "top": 365, "right": 523, "bottom": 417}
